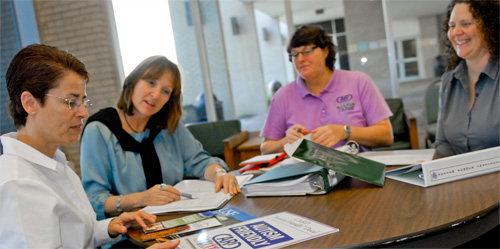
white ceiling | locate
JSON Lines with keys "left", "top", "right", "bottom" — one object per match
{"left": 245, "top": 0, "right": 449, "bottom": 24}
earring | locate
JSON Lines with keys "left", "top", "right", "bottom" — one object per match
{"left": 31, "top": 112, "right": 35, "bottom": 115}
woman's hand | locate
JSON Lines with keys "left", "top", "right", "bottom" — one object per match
{"left": 285, "top": 124, "right": 309, "bottom": 144}
{"left": 139, "top": 184, "right": 181, "bottom": 207}
{"left": 311, "top": 124, "right": 345, "bottom": 148}
{"left": 108, "top": 211, "right": 156, "bottom": 237}
{"left": 214, "top": 170, "right": 241, "bottom": 195}
{"left": 147, "top": 240, "right": 181, "bottom": 249}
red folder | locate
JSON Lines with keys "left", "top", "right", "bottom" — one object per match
{"left": 238, "top": 152, "right": 288, "bottom": 172}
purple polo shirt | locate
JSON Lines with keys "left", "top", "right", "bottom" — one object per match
{"left": 260, "top": 69, "right": 392, "bottom": 151}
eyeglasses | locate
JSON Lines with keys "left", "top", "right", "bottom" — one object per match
{"left": 290, "top": 46, "right": 318, "bottom": 60}
{"left": 45, "top": 94, "right": 92, "bottom": 110}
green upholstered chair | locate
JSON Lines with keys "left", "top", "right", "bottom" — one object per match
{"left": 374, "top": 98, "right": 419, "bottom": 151}
{"left": 185, "top": 120, "right": 244, "bottom": 171}
{"left": 424, "top": 80, "right": 441, "bottom": 148}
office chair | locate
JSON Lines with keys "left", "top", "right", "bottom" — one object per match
{"left": 185, "top": 120, "right": 244, "bottom": 171}
{"left": 424, "top": 80, "right": 441, "bottom": 148}
{"left": 374, "top": 98, "right": 419, "bottom": 151}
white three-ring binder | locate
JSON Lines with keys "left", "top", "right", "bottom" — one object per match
{"left": 386, "top": 146, "right": 500, "bottom": 187}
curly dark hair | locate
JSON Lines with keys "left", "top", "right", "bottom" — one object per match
{"left": 287, "top": 25, "right": 337, "bottom": 70}
{"left": 440, "top": 0, "right": 499, "bottom": 71}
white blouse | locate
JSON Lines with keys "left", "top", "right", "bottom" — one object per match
{"left": 0, "top": 132, "right": 120, "bottom": 249}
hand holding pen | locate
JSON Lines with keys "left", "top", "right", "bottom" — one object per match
{"left": 138, "top": 183, "right": 184, "bottom": 207}
{"left": 285, "top": 125, "right": 309, "bottom": 144}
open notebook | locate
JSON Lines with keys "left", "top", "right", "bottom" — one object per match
{"left": 141, "top": 175, "right": 252, "bottom": 214}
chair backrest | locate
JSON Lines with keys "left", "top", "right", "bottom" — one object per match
{"left": 386, "top": 98, "right": 410, "bottom": 142}
{"left": 425, "top": 80, "right": 441, "bottom": 125}
{"left": 186, "top": 120, "right": 242, "bottom": 159}
{"left": 375, "top": 98, "right": 412, "bottom": 151}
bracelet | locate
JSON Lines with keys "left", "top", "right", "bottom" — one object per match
{"left": 116, "top": 195, "right": 123, "bottom": 213}
{"left": 215, "top": 168, "right": 227, "bottom": 175}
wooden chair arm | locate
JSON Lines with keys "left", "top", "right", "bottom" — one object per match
{"left": 223, "top": 131, "right": 249, "bottom": 171}
{"left": 405, "top": 109, "right": 419, "bottom": 149}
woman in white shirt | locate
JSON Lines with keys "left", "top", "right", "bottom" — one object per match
{"left": 0, "top": 44, "right": 179, "bottom": 249}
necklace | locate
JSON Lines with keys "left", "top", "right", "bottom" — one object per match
{"left": 123, "top": 110, "right": 139, "bottom": 133}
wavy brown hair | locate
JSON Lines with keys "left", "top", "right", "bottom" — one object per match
{"left": 440, "top": 0, "right": 499, "bottom": 71}
{"left": 117, "top": 55, "right": 181, "bottom": 134}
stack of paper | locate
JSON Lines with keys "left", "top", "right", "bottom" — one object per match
{"left": 243, "top": 162, "right": 344, "bottom": 197}
{"left": 245, "top": 173, "right": 323, "bottom": 196}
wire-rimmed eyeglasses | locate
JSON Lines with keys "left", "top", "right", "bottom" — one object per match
{"left": 45, "top": 94, "right": 92, "bottom": 110}
{"left": 289, "top": 46, "right": 318, "bottom": 61}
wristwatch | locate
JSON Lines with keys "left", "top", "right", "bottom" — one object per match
{"left": 344, "top": 125, "right": 351, "bottom": 140}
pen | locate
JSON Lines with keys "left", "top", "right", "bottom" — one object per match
{"left": 180, "top": 192, "right": 198, "bottom": 199}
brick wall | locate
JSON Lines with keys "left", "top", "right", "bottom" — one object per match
{"left": 33, "top": 0, "right": 122, "bottom": 176}
{"left": 0, "top": 0, "right": 21, "bottom": 152}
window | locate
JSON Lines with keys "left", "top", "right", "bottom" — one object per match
{"left": 395, "top": 38, "right": 421, "bottom": 82}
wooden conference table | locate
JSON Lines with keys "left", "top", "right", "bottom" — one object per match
{"left": 128, "top": 169, "right": 500, "bottom": 248}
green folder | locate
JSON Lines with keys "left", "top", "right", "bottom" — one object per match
{"left": 244, "top": 162, "right": 345, "bottom": 196}
{"left": 291, "top": 139, "right": 386, "bottom": 187}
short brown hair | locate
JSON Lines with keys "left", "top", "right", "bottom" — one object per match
{"left": 6, "top": 44, "right": 89, "bottom": 128}
{"left": 287, "top": 25, "right": 337, "bottom": 70}
{"left": 440, "top": 0, "right": 499, "bottom": 71}
{"left": 117, "top": 55, "right": 181, "bottom": 134}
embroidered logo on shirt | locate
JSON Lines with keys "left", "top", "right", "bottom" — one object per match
{"left": 337, "top": 94, "right": 355, "bottom": 111}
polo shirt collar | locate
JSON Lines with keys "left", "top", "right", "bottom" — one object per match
{"left": 1, "top": 132, "right": 65, "bottom": 171}
{"left": 295, "top": 70, "right": 336, "bottom": 98}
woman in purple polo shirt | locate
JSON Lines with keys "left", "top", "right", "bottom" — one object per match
{"left": 260, "top": 25, "right": 394, "bottom": 154}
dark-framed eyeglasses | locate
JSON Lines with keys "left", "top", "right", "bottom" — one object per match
{"left": 45, "top": 94, "right": 92, "bottom": 110}
{"left": 290, "top": 46, "right": 319, "bottom": 60}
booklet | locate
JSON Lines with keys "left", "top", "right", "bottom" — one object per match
{"left": 143, "top": 211, "right": 216, "bottom": 234}
{"left": 143, "top": 207, "right": 257, "bottom": 242}
{"left": 178, "top": 211, "right": 338, "bottom": 249}
{"left": 140, "top": 217, "right": 222, "bottom": 242}
{"left": 141, "top": 175, "right": 253, "bottom": 214}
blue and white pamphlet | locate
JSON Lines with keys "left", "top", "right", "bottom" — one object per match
{"left": 178, "top": 211, "right": 338, "bottom": 249}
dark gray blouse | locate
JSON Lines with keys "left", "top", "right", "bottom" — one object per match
{"left": 435, "top": 59, "right": 499, "bottom": 156}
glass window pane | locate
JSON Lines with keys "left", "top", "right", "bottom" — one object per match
{"left": 337, "top": 36, "right": 347, "bottom": 52}
{"left": 394, "top": 42, "right": 399, "bottom": 59}
{"left": 335, "top": 18, "right": 345, "bottom": 33}
{"left": 404, "top": 61, "right": 419, "bottom": 77}
{"left": 402, "top": 39, "right": 417, "bottom": 58}
{"left": 340, "top": 54, "right": 350, "bottom": 70}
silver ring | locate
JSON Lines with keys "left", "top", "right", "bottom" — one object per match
{"left": 159, "top": 183, "right": 167, "bottom": 190}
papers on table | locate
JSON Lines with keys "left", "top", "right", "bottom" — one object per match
{"left": 141, "top": 175, "right": 253, "bottom": 214}
{"left": 358, "top": 149, "right": 435, "bottom": 166}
